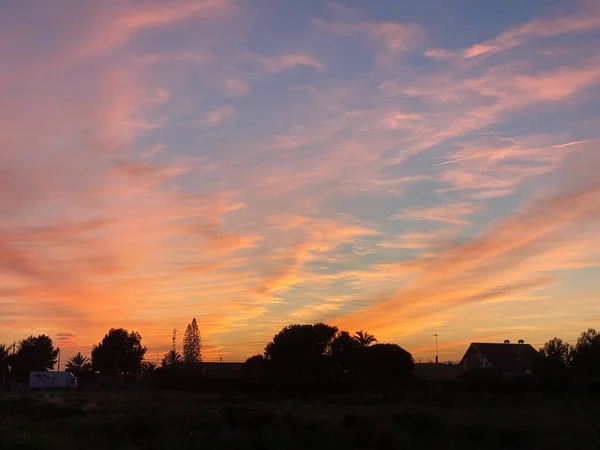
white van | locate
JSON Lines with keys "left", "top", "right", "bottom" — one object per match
{"left": 29, "top": 371, "right": 78, "bottom": 389}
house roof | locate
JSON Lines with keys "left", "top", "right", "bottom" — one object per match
{"left": 460, "top": 343, "right": 541, "bottom": 373}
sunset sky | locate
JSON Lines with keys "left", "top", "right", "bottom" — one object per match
{"left": 1, "top": 0, "right": 600, "bottom": 363}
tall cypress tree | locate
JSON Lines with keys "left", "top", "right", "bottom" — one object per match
{"left": 183, "top": 318, "right": 202, "bottom": 363}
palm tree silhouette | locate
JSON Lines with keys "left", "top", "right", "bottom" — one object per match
{"left": 162, "top": 350, "right": 182, "bottom": 366}
{"left": 353, "top": 330, "right": 378, "bottom": 347}
{"left": 0, "top": 344, "right": 8, "bottom": 362}
{"left": 66, "top": 352, "right": 92, "bottom": 372}
{"left": 141, "top": 361, "right": 157, "bottom": 373}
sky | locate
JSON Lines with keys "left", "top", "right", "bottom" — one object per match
{"left": 1, "top": 0, "right": 600, "bottom": 363}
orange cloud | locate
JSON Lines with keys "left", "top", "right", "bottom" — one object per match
{"left": 337, "top": 141, "right": 600, "bottom": 340}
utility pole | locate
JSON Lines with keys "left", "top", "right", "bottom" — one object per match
{"left": 57, "top": 348, "right": 61, "bottom": 371}
{"left": 432, "top": 334, "right": 439, "bottom": 364}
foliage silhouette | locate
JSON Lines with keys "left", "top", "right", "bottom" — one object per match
{"left": 91, "top": 328, "right": 146, "bottom": 376}
{"left": 141, "top": 361, "right": 157, "bottom": 373}
{"left": 330, "top": 331, "right": 360, "bottom": 372}
{"left": 571, "top": 328, "right": 600, "bottom": 377}
{"left": 183, "top": 318, "right": 202, "bottom": 363}
{"left": 162, "top": 350, "right": 182, "bottom": 366}
{"left": 66, "top": 352, "right": 92, "bottom": 375}
{"left": 0, "top": 344, "right": 10, "bottom": 385}
{"left": 265, "top": 323, "right": 338, "bottom": 378}
{"left": 539, "top": 337, "right": 572, "bottom": 374}
{"left": 11, "top": 335, "right": 58, "bottom": 380}
{"left": 0, "top": 344, "right": 8, "bottom": 361}
{"left": 355, "top": 343, "right": 414, "bottom": 377}
{"left": 243, "top": 354, "right": 269, "bottom": 377}
{"left": 353, "top": 330, "right": 378, "bottom": 347}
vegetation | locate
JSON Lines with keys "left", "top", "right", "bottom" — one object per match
{"left": 0, "top": 345, "right": 9, "bottom": 387}
{"left": 91, "top": 328, "right": 146, "bottom": 376}
{"left": 539, "top": 328, "right": 600, "bottom": 378}
{"left": 183, "top": 318, "right": 202, "bottom": 363}
{"left": 0, "top": 390, "right": 599, "bottom": 449}
{"left": 141, "top": 361, "right": 157, "bottom": 374}
{"left": 252, "top": 323, "right": 415, "bottom": 380}
{"left": 242, "top": 354, "right": 269, "bottom": 377}
{"left": 353, "top": 330, "right": 378, "bottom": 347}
{"left": 539, "top": 337, "right": 572, "bottom": 374}
{"left": 162, "top": 350, "right": 183, "bottom": 366}
{"left": 1, "top": 324, "right": 600, "bottom": 449}
{"left": 571, "top": 328, "right": 600, "bottom": 377}
{"left": 65, "top": 352, "right": 92, "bottom": 374}
{"left": 7, "top": 335, "right": 60, "bottom": 381}
{"left": 265, "top": 323, "right": 339, "bottom": 378}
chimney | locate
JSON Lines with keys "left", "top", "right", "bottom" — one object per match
{"left": 504, "top": 340, "right": 510, "bottom": 344}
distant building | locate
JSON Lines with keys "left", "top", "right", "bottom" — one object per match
{"left": 459, "top": 341, "right": 541, "bottom": 377}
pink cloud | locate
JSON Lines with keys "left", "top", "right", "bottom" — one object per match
{"left": 196, "top": 106, "right": 236, "bottom": 127}
{"left": 258, "top": 53, "right": 325, "bottom": 73}
{"left": 313, "top": 19, "right": 423, "bottom": 53}
{"left": 427, "top": 1, "right": 600, "bottom": 60}
{"left": 395, "top": 202, "right": 483, "bottom": 226}
{"left": 76, "top": 0, "right": 236, "bottom": 57}
{"left": 222, "top": 77, "right": 251, "bottom": 96}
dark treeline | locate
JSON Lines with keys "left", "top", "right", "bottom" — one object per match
{"left": 538, "top": 328, "right": 600, "bottom": 378}
{"left": 0, "top": 317, "right": 203, "bottom": 386}
{"left": 2, "top": 322, "right": 600, "bottom": 392}
{"left": 241, "top": 324, "right": 413, "bottom": 379}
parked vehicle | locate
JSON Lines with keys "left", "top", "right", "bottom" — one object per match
{"left": 29, "top": 371, "right": 78, "bottom": 389}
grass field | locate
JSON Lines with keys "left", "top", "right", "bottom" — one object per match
{"left": 1, "top": 389, "right": 599, "bottom": 449}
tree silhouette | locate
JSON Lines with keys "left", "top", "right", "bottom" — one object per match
{"left": 0, "top": 344, "right": 9, "bottom": 385}
{"left": 0, "top": 344, "right": 8, "bottom": 368}
{"left": 539, "top": 337, "right": 572, "bottom": 373}
{"left": 571, "top": 328, "right": 600, "bottom": 377}
{"left": 183, "top": 318, "right": 202, "bottom": 363}
{"left": 353, "top": 330, "right": 378, "bottom": 347}
{"left": 265, "top": 323, "right": 338, "bottom": 378}
{"left": 13, "top": 335, "right": 59, "bottom": 380}
{"left": 162, "top": 350, "right": 182, "bottom": 366}
{"left": 243, "top": 354, "right": 269, "bottom": 377}
{"left": 65, "top": 352, "right": 92, "bottom": 374}
{"left": 141, "top": 361, "right": 157, "bottom": 373}
{"left": 330, "top": 331, "right": 360, "bottom": 372}
{"left": 356, "top": 343, "right": 414, "bottom": 377}
{"left": 91, "top": 328, "right": 146, "bottom": 376}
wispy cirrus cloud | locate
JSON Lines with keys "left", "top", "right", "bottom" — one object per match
{"left": 244, "top": 52, "right": 325, "bottom": 74}
{"left": 426, "top": 0, "right": 600, "bottom": 60}
{"left": 337, "top": 142, "right": 600, "bottom": 340}
{"left": 313, "top": 19, "right": 423, "bottom": 53}
{"left": 1, "top": 0, "right": 600, "bottom": 364}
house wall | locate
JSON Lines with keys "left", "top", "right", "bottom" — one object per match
{"left": 462, "top": 352, "right": 482, "bottom": 370}
{"left": 461, "top": 351, "right": 492, "bottom": 371}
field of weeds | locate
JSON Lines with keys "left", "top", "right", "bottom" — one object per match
{"left": 0, "top": 390, "right": 599, "bottom": 449}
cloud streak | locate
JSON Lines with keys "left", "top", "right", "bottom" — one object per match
{"left": 1, "top": 0, "right": 599, "bottom": 363}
